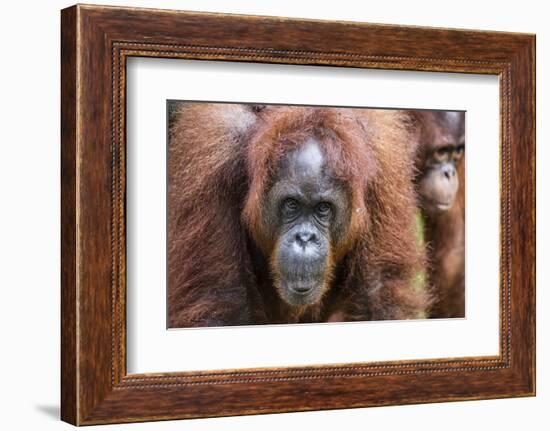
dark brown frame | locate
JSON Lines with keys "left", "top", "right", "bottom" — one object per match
{"left": 61, "top": 4, "right": 536, "bottom": 426}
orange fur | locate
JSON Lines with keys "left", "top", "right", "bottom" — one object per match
{"left": 168, "top": 103, "right": 430, "bottom": 327}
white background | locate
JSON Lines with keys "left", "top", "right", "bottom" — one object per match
{"left": 0, "top": 0, "right": 547, "bottom": 430}
{"left": 127, "top": 59, "right": 499, "bottom": 373}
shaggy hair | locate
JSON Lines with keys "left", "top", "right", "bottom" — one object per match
{"left": 167, "top": 103, "right": 430, "bottom": 327}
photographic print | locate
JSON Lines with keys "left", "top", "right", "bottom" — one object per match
{"left": 167, "top": 102, "right": 465, "bottom": 329}
{"left": 61, "top": 6, "right": 535, "bottom": 423}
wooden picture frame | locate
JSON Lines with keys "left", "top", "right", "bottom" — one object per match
{"left": 61, "top": 4, "right": 535, "bottom": 425}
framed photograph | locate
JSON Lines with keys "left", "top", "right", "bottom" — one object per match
{"left": 61, "top": 4, "right": 535, "bottom": 425}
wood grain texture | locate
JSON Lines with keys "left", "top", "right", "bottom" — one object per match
{"left": 60, "top": 4, "right": 535, "bottom": 425}
{"left": 60, "top": 5, "right": 78, "bottom": 425}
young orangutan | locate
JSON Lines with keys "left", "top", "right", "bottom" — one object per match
{"left": 409, "top": 110, "right": 465, "bottom": 318}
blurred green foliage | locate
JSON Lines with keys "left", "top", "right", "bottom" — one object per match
{"left": 412, "top": 211, "right": 427, "bottom": 319}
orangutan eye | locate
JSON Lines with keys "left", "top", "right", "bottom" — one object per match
{"left": 453, "top": 145, "right": 465, "bottom": 160}
{"left": 281, "top": 198, "right": 300, "bottom": 218}
{"left": 433, "top": 147, "right": 449, "bottom": 162}
{"left": 283, "top": 198, "right": 298, "bottom": 210}
{"left": 316, "top": 202, "right": 332, "bottom": 218}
